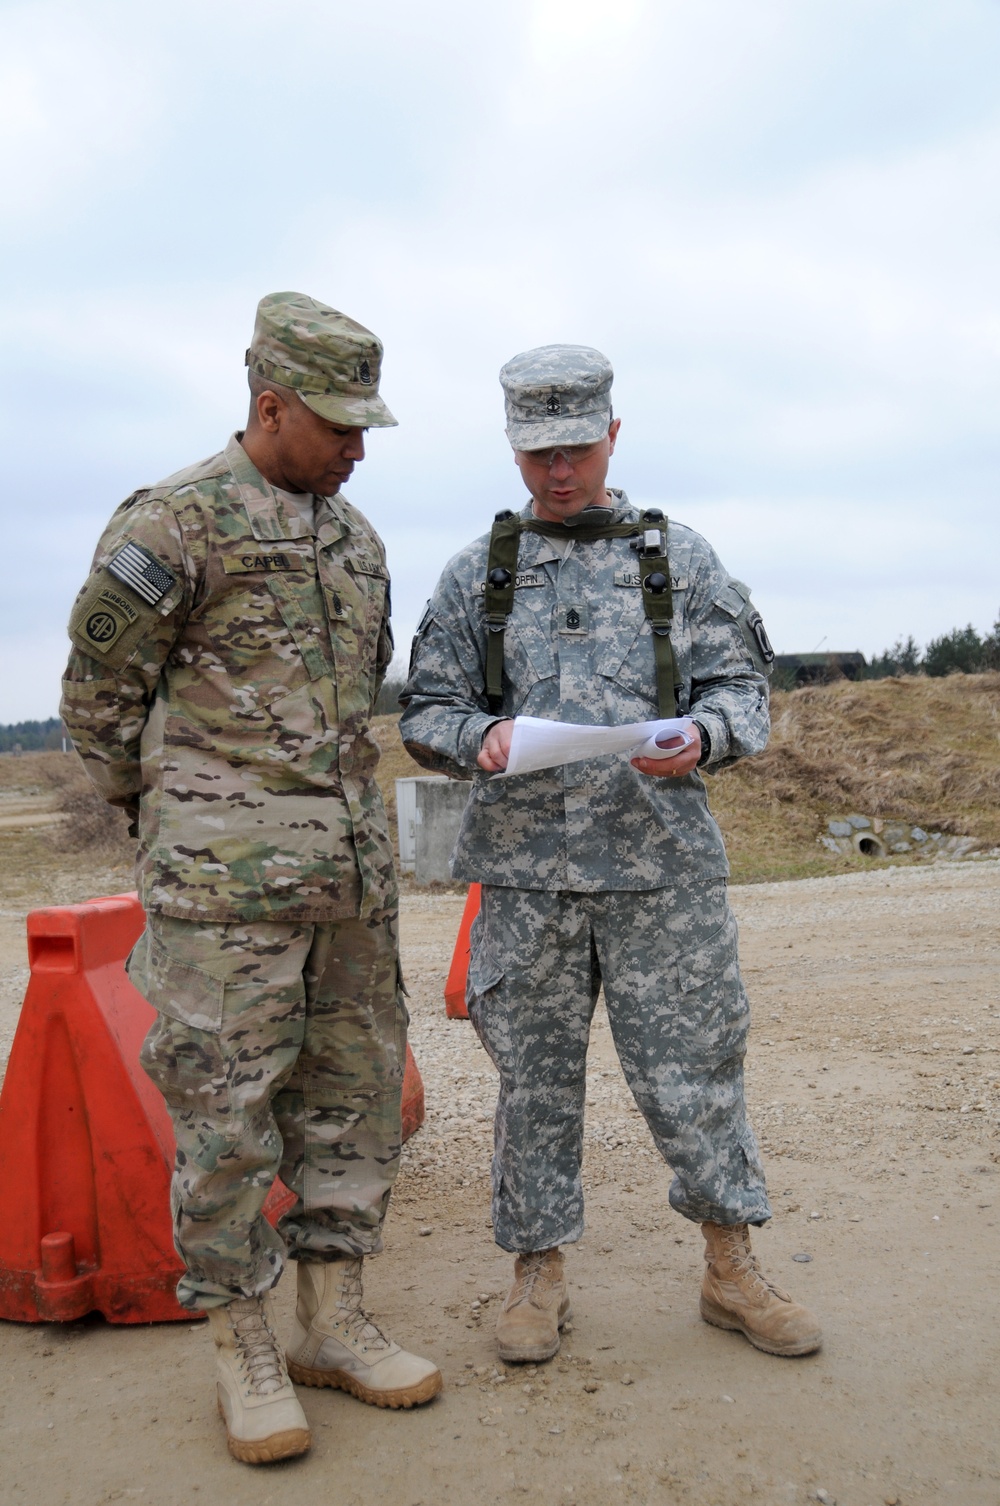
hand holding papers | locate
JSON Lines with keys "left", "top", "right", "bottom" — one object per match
{"left": 499, "top": 716, "right": 696, "bottom": 778}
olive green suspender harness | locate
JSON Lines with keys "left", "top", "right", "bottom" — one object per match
{"left": 482, "top": 507, "right": 679, "bottom": 718}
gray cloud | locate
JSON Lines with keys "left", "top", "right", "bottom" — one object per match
{"left": 2, "top": 0, "right": 998, "bottom": 716}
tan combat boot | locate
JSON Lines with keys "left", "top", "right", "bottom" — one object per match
{"left": 207, "top": 1295, "right": 311, "bottom": 1464}
{"left": 699, "top": 1222, "right": 823, "bottom": 1357}
{"left": 286, "top": 1257, "right": 442, "bottom": 1408}
{"left": 496, "top": 1248, "right": 571, "bottom": 1364}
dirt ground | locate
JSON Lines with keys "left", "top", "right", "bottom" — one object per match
{"left": 1, "top": 858, "right": 998, "bottom": 1506}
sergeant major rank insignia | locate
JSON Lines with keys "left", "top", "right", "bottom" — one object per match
{"left": 545, "top": 393, "right": 561, "bottom": 414}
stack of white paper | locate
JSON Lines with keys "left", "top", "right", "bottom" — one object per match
{"left": 499, "top": 716, "right": 694, "bottom": 778}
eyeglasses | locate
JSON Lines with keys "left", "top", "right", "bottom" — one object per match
{"left": 518, "top": 443, "right": 602, "bottom": 467}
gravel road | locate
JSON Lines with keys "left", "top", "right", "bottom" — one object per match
{"left": 1, "top": 860, "right": 998, "bottom": 1506}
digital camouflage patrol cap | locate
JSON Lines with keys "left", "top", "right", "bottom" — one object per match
{"left": 500, "top": 344, "right": 613, "bottom": 451}
{"left": 246, "top": 291, "right": 397, "bottom": 427}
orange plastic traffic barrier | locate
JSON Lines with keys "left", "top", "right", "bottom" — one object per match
{"left": 400, "top": 1043, "right": 424, "bottom": 1139}
{"left": 0, "top": 893, "right": 425, "bottom": 1325}
{"left": 443, "top": 883, "right": 482, "bottom": 1019}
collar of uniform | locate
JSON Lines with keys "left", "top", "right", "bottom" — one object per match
{"left": 518, "top": 488, "right": 635, "bottom": 565}
{"left": 314, "top": 491, "right": 353, "bottom": 549}
{"left": 224, "top": 433, "right": 315, "bottom": 543}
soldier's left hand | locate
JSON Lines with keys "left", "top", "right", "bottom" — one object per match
{"left": 630, "top": 719, "right": 702, "bottom": 778}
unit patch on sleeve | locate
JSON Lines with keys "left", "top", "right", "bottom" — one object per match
{"left": 107, "top": 541, "right": 176, "bottom": 605}
{"left": 82, "top": 588, "right": 141, "bottom": 653}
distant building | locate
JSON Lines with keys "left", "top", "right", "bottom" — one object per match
{"left": 771, "top": 652, "right": 867, "bottom": 688}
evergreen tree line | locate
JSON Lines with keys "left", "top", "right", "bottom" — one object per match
{"left": 3, "top": 614, "right": 998, "bottom": 745}
{"left": 864, "top": 612, "right": 1000, "bottom": 679}
{"left": 0, "top": 717, "right": 65, "bottom": 752}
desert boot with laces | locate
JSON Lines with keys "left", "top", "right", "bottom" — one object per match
{"left": 699, "top": 1222, "right": 823, "bottom": 1356}
{"left": 496, "top": 1248, "right": 571, "bottom": 1364}
{"left": 286, "top": 1257, "right": 442, "bottom": 1408}
{"left": 207, "top": 1295, "right": 311, "bottom": 1464}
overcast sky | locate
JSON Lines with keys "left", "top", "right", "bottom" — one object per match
{"left": 2, "top": 0, "right": 997, "bottom": 721}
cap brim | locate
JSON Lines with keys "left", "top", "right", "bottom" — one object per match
{"left": 300, "top": 390, "right": 398, "bottom": 427}
{"left": 506, "top": 411, "right": 611, "bottom": 451}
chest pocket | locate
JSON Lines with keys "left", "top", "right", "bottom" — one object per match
{"left": 594, "top": 590, "right": 658, "bottom": 709}
{"left": 321, "top": 551, "right": 388, "bottom": 681}
{"left": 265, "top": 573, "right": 333, "bottom": 680}
{"left": 198, "top": 560, "right": 331, "bottom": 714}
{"left": 500, "top": 607, "right": 556, "bottom": 712}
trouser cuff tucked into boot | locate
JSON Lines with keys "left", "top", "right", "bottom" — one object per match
{"left": 207, "top": 1296, "right": 311, "bottom": 1465}
{"left": 699, "top": 1222, "right": 823, "bottom": 1357}
{"left": 496, "top": 1248, "right": 572, "bottom": 1364}
{"left": 286, "top": 1257, "right": 442, "bottom": 1408}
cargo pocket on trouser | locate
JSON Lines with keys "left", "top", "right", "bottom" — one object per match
{"left": 465, "top": 913, "right": 513, "bottom": 1077}
{"left": 653, "top": 912, "right": 767, "bottom": 1224}
{"left": 130, "top": 925, "right": 234, "bottom": 1133}
{"left": 673, "top": 910, "right": 749, "bottom": 1072}
{"left": 394, "top": 959, "right": 411, "bottom": 1070}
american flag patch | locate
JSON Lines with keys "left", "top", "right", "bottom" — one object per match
{"left": 107, "top": 541, "right": 176, "bottom": 606}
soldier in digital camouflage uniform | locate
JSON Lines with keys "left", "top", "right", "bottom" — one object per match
{"left": 400, "top": 344, "right": 822, "bottom": 1367}
{"left": 60, "top": 292, "right": 441, "bottom": 1466}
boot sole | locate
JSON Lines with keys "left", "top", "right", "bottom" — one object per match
{"left": 287, "top": 1361, "right": 443, "bottom": 1409}
{"left": 699, "top": 1296, "right": 822, "bottom": 1357}
{"left": 218, "top": 1401, "right": 311, "bottom": 1463}
{"left": 497, "top": 1302, "right": 573, "bottom": 1364}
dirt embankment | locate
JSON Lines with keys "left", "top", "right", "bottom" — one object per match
{"left": 3, "top": 674, "right": 997, "bottom": 895}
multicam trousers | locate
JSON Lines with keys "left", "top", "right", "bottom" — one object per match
{"left": 129, "top": 910, "right": 406, "bottom": 1310}
{"left": 466, "top": 880, "right": 771, "bottom": 1252}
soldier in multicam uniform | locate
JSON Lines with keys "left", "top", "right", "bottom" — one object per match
{"left": 400, "top": 344, "right": 822, "bottom": 1367}
{"left": 60, "top": 293, "right": 441, "bottom": 1465}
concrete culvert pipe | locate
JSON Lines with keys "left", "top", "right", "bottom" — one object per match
{"left": 852, "top": 831, "right": 886, "bottom": 859}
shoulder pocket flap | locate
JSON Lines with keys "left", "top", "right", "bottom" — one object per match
{"left": 675, "top": 912, "right": 739, "bottom": 994}
{"left": 127, "top": 930, "right": 225, "bottom": 1032}
{"left": 714, "top": 582, "right": 750, "bottom": 619}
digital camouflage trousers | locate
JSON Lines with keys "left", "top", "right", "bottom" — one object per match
{"left": 129, "top": 909, "right": 406, "bottom": 1309}
{"left": 466, "top": 880, "right": 771, "bottom": 1252}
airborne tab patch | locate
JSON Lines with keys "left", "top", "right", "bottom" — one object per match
{"left": 107, "top": 541, "right": 176, "bottom": 605}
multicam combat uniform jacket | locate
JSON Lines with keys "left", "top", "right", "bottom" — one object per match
{"left": 61, "top": 435, "right": 395, "bottom": 923}
{"left": 400, "top": 491, "right": 771, "bottom": 890}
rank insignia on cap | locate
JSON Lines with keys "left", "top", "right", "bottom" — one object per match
{"left": 359, "top": 358, "right": 372, "bottom": 385}
{"left": 107, "top": 541, "right": 176, "bottom": 606}
{"left": 545, "top": 393, "right": 561, "bottom": 414}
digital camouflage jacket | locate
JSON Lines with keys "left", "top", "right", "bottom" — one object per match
{"left": 61, "top": 435, "right": 395, "bottom": 922}
{"left": 399, "top": 492, "right": 771, "bottom": 891}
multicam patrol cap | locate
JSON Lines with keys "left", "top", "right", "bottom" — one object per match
{"left": 500, "top": 344, "right": 613, "bottom": 451}
{"left": 246, "top": 291, "right": 397, "bottom": 427}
